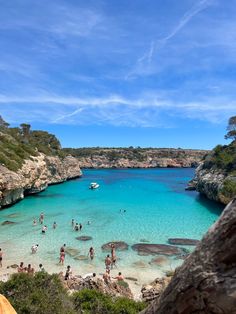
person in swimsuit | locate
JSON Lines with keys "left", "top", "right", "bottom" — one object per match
{"left": 0, "top": 248, "right": 2, "bottom": 268}
{"left": 33, "top": 219, "right": 37, "bottom": 226}
{"left": 111, "top": 244, "right": 117, "bottom": 269}
{"left": 74, "top": 223, "right": 79, "bottom": 231}
{"left": 79, "top": 223, "right": 82, "bottom": 231}
{"left": 103, "top": 269, "right": 111, "bottom": 284}
{"left": 59, "top": 251, "right": 65, "bottom": 265}
{"left": 39, "top": 212, "right": 44, "bottom": 224}
{"left": 18, "top": 262, "right": 24, "bottom": 273}
{"left": 53, "top": 221, "right": 57, "bottom": 229}
{"left": 105, "top": 254, "right": 112, "bottom": 271}
{"left": 64, "top": 265, "right": 72, "bottom": 280}
{"left": 39, "top": 264, "right": 45, "bottom": 272}
{"left": 60, "top": 244, "right": 66, "bottom": 253}
{"left": 42, "top": 225, "right": 47, "bottom": 234}
{"left": 71, "top": 219, "right": 75, "bottom": 228}
{"left": 113, "top": 272, "right": 124, "bottom": 281}
{"left": 31, "top": 244, "right": 39, "bottom": 254}
{"left": 88, "top": 247, "right": 95, "bottom": 260}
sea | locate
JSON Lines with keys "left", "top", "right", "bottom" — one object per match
{"left": 0, "top": 168, "right": 223, "bottom": 296}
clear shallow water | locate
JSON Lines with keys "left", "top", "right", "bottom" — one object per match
{"left": 0, "top": 169, "right": 223, "bottom": 291}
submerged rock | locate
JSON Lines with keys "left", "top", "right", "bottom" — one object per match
{"left": 64, "top": 247, "right": 80, "bottom": 257}
{"left": 101, "top": 241, "right": 129, "bottom": 251}
{"left": 132, "top": 261, "right": 147, "bottom": 268}
{"left": 140, "top": 239, "right": 150, "bottom": 243}
{"left": 132, "top": 243, "right": 185, "bottom": 256}
{"left": 141, "top": 199, "right": 236, "bottom": 314}
{"left": 76, "top": 236, "right": 92, "bottom": 241}
{"left": 126, "top": 277, "right": 138, "bottom": 282}
{"left": 168, "top": 238, "right": 200, "bottom": 246}
{"left": 1, "top": 220, "right": 16, "bottom": 225}
{"left": 149, "top": 256, "right": 169, "bottom": 266}
{"left": 74, "top": 255, "right": 89, "bottom": 261}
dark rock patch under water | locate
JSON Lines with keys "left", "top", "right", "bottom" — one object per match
{"left": 168, "top": 238, "right": 199, "bottom": 246}
{"left": 132, "top": 243, "right": 185, "bottom": 256}
{"left": 1, "top": 220, "right": 16, "bottom": 225}
{"left": 149, "top": 256, "right": 169, "bottom": 266}
{"left": 76, "top": 236, "right": 92, "bottom": 241}
{"left": 101, "top": 241, "right": 129, "bottom": 251}
{"left": 64, "top": 247, "right": 80, "bottom": 257}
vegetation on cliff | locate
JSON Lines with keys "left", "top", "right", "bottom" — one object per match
{"left": 0, "top": 116, "right": 66, "bottom": 171}
{"left": 0, "top": 272, "right": 146, "bottom": 314}
{"left": 199, "top": 116, "right": 236, "bottom": 202}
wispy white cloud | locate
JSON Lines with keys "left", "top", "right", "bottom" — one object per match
{"left": 127, "top": 0, "right": 215, "bottom": 79}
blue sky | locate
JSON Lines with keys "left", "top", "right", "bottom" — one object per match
{"left": 0, "top": 0, "right": 235, "bottom": 149}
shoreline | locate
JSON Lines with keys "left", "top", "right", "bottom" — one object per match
{"left": 0, "top": 255, "right": 167, "bottom": 300}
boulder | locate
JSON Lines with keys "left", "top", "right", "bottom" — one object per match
{"left": 141, "top": 277, "right": 171, "bottom": 302}
{"left": 1, "top": 220, "right": 16, "bottom": 225}
{"left": 132, "top": 243, "right": 185, "bottom": 256}
{"left": 149, "top": 256, "right": 169, "bottom": 266}
{"left": 76, "top": 236, "right": 92, "bottom": 241}
{"left": 168, "top": 238, "right": 200, "bottom": 246}
{"left": 74, "top": 255, "right": 89, "bottom": 261}
{"left": 64, "top": 247, "right": 80, "bottom": 257}
{"left": 141, "top": 199, "right": 236, "bottom": 314}
{"left": 101, "top": 241, "right": 129, "bottom": 251}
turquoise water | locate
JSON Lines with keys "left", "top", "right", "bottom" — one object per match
{"left": 0, "top": 168, "right": 223, "bottom": 286}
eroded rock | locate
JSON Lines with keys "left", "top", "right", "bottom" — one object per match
{"left": 101, "top": 241, "right": 129, "bottom": 251}
{"left": 168, "top": 238, "right": 199, "bottom": 246}
{"left": 76, "top": 236, "right": 92, "bottom": 241}
{"left": 132, "top": 243, "right": 185, "bottom": 256}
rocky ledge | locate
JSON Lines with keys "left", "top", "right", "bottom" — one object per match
{"left": 187, "top": 162, "right": 235, "bottom": 205}
{"left": 0, "top": 154, "right": 82, "bottom": 208}
{"left": 64, "top": 148, "right": 208, "bottom": 168}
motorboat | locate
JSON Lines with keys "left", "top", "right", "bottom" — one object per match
{"left": 89, "top": 182, "right": 100, "bottom": 189}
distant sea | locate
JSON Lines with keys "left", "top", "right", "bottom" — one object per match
{"left": 0, "top": 169, "right": 223, "bottom": 293}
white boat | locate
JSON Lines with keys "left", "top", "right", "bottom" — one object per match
{"left": 89, "top": 182, "right": 100, "bottom": 189}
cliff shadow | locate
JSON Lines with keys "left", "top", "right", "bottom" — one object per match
{"left": 195, "top": 194, "right": 225, "bottom": 215}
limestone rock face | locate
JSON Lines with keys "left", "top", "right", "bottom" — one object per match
{"left": 189, "top": 162, "right": 236, "bottom": 205}
{"left": 0, "top": 154, "right": 82, "bottom": 207}
{"left": 141, "top": 198, "right": 236, "bottom": 314}
{"left": 76, "top": 149, "right": 208, "bottom": 169}
{"left": 63, "top": 275, "right": 133, "bottom": 299}
{"left": 0, "top": 165, "right": 24, "bottom": 207}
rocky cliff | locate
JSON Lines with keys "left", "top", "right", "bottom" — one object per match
{"left": 188, "top": 141, "right": 236, "bottom": 204}
{"left": 0, "top": 117, "right": 82, "bottom": 208}
{"left": 63, "top": 148, "right": 208, "bottom": 168}
{"left": 141, "top": 198, "right": 236, "bottom": 314}
{"left": 0, "top": 154, "right": 82, "bottom": 208}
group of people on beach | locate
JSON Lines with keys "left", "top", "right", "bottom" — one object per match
{"left": 17, "top": 262, "right": 45, "bottom": 275}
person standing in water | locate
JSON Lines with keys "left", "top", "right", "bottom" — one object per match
{"left": 59, "top": 250, "right": 65, "bottom": 265}
{"left": 111, "top": 243, "right": 117, "bottom": 269}
{"left": 33, "top": 219, "right": 37, "bottom": 226}
{"left": 105, "top": 255, "right": 112, "bottom": 271}
{"left": 88, "top": 247, "right": 95, "bottom": 260}
{"left": 39, "top": 212, "right": 44, "bottom": 224}
{"left": 42, "top": 225, "right": 47, "bottom": 234}
{"left": 74, "top": 223, "right": 79, "bottom": 231}
{"left": 0, "top": 248, "right": 3, "bottom": 268}
{"left": 71, "top": 219, "right": 75, "bottom": 229}
{"left": 79, "top": 223, "right": 82, "bottom": 231}
{"left": 53, "top": 222, "right": 57, "bottom": 229}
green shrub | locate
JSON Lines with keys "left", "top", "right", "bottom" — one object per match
{"left": 220, "top": 179, "right": 236, "bottom": 200}
{"left": 72, "top": 289, "right": 146, "bottom": 314}
{"left": 0, "top": 272, "right": 75, "bottom": 314}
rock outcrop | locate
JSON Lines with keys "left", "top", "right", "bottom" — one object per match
{"left": 62, "top": 275, "right": 133, "bottom": 299}
{"left": 141, "top": 198, "right": 236, "bottom": 314}
{"left": 0, "top": 153, "right": 82, "bottom": 208}
{"left": 64, "top": 148, "right": 208, "bottom": 169}
{"left": 188, "top": 162, "right": 236, "bottom": 205}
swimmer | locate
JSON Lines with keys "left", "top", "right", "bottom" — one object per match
{"left": 71, "top": 219, "right": 75, "bottom": 228}
{"left": 41, "top": 225, "right": 47, "bottom": 234}
{"left": 39, "top": 212, "right": 44, "bottom": 224}
{"left": 74, "top": 223, "right": 79, "bottom": 231}
{"left": 79, "top": 223, "right": 82, "bottom": 231}
{"left": 53, "top": 221, "right": 57, "bottom": 229}
{"left": 87, "top": 221, "right": 91, "bottom": 225}
{"left": 33, "top": 219, "right": 37, "bottom": 226}
{"left": 88, "top": 247, "right": 95, "bottom": 260}
{"left": 31, "top": 244, "right": 39, "bottom": 254}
